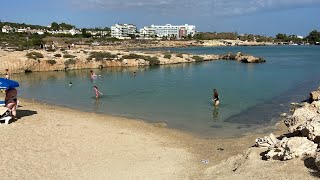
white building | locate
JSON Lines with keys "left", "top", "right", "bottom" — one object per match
{"left": 111, "top": 24, "right": 137, "bottom": 39}
{"left": 1, "top": 25, "right": 14, "bottom": 33}
{"left": 142, "top": 24, "right": 196, "bottom": 39}
{"left": 139, "top": 26, "right": 156, "bottom": 38}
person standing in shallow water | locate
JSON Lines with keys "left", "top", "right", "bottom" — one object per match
{"left": 93, "top": 86, "right": 102, "bottom": 98}
{"left": 90, "top": 70, "right": 97, "bottom": 80}
{"left": 213, "top": 89, "right": 220, "bottom": 106}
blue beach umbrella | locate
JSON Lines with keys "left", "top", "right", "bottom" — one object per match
{"left": 0, "top": 78, "right": 19, "bottom": 90}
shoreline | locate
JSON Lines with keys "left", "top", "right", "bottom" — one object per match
{"left": 0, "top": 97, "right": 286, "bottom": 179}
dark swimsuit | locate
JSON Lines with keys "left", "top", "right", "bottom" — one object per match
{"left": 214, "top": 93, "right": 219, "bottom": 100}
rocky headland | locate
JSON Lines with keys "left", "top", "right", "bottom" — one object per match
{"left": 0, "top": 48, "right": 265, "bottom": 74}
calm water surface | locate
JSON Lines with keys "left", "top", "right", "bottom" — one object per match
{"left": 12, "top": 46, "right": 320, "bottom": 137}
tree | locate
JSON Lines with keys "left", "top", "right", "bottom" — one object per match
{"left": 306, "top": 30, "right": 320, "bottom": 43}
{"left": 59, "top": 22, "right": 75, "bottom": 30}
{"left": 81, "top": 28, "right": 91, "bottom": 38}
{"left": 51, "top": 22, "right": 60, "bottom": 31}
{"left": 276, "top": 33, "right": 287, "bottom": 40}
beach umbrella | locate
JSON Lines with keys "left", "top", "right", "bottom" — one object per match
{"left": 0, "top": 78, "right": 19, "bottom": 90}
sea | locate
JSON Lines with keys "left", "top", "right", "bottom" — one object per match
{"left": 12, "top": 45, "right": 320, "bottom": 137}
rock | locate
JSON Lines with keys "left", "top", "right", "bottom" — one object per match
{"left": 255, "top": 133, "right": 279, "bottom": 148}
{"left": 311, "top": 101, "right": 320, "bottom": 113}
{"left": 315, "top": 153, "right": 320, "bottom": 171}
{"left": 284, "top": 104, "right": 318, "bottom": 132}
{"left": 265, "top": 137, "right": 317, "bottom": 160}
{"left": 298, "top": 115, "right": 320, "bottom": 142}
{"left": 219, "top": 52, "right": 266, "bottom": 63}
{"left": 310, "top": 91, "right": 320, "bottom": 101}
{"left": 291, "top": 102, "right": 301, "bottom": 106}
{"left": 280, "top": 113, "right": 287, "bottom": 117}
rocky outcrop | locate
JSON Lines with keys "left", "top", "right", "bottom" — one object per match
{"left": 255, "top": 86, "right": 320, "bottom": 170}
{"left": 0, "top": 49, "right": 266, "bottom": 74}
{"left": 220, "top": 52, "right": 265, "bottom": 63}
{"left": 310, "top": 87, "right": 320, "bottom": 102}
{"left": 265, "top": 137, "right": 317, "bottom": 160}
{"left": 284, "top": 103, "right": 319, "bottom": 133}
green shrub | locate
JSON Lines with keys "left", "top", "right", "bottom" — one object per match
{"left": 54, "top": 54, "right": 62, "bottom": 57}
{"left": 47, "top": 59, "right": 57, "bottom": 65}
{"left": 87, "top": 51, "right": 117, "bottom": 61}
{"left": 176, "top": 53, "right": 184, "bottom": 58}
{"left": 144, "top": 56, "right": 160, "bottom": 66}
{"left": 163, "top": 53, "right": 172, "bottom": 59}
{"left": 63, "top": 54, "right": 77, "bottom": 58}
{"left": 191, "top": 55, "right": 204, "bottom": 62}
{"left": 121, "top": 53, "right": 160, "bottom": 65}
{"left": 122, "top": 53, "right": 144, "bottom": 59}
{"left": 64, "top": 59, "right": 76, "bottom": 66}
{"left": 26, "top": 52, "right": 44, "bottom": 59}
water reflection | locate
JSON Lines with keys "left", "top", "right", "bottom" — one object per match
{"left": 212, "top": 106, "right": 219, "bottom": 119}
{"left": 94, "top": 98, "right": 100, "bottom": 111}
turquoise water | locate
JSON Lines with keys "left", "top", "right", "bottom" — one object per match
{"left": 12, "top": 46, "right": 320, "bottom": 137}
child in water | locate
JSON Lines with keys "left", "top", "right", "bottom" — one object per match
{"left": 93, "top": 86, "right": 103, "bottom": 98}
{"left": 90, "top": 70, "right": 97, "bottom": 80}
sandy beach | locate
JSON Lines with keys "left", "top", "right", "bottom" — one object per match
{"left": 0, "top": 97, "right": 318, "bottom": 179}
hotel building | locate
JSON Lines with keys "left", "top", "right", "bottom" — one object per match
{"left": 111, "top": 24, "right": 137, "bottom": 39}
{"left": 140, "top": 24, "right": 196, "bottom": 39}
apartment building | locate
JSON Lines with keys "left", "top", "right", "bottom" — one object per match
{"left": 111, "top": 24, "right": 137, "bottom": 39}
{"left": 139, "top": 26, "right": 156, "bottom": 38}
{"left": 140, "top": 24, "right": 196, "bottom": 39}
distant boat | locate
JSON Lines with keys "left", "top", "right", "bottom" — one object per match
{"left": 315, "top": 42, "right": 320, "bottom": 45}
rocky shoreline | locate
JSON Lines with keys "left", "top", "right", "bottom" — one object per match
{"left": 256, "top": 87, "right": 320, "bottom": 169}
{"left": 203, "top": 87, "right": 320, "bottom": 179}
{"left": 0, "top": 48, "right": 265, "bottom": 74}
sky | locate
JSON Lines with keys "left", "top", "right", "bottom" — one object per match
{"left": 0, "top": 0, "right": 320, "bottom": 36}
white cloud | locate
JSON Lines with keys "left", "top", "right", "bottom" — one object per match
{"left": 70, "top": 0, "right": 320, "bottom": 16}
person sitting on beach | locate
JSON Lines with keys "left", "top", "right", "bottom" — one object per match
{"left": 90, "top": 70, "right": 97, "bottom": 80}
{"left": 93, "top": 86, "right": 103, "bottom": 98}
{"left": 5, "top": 88, "right": 18, "bottom": 119}
{"left": 213, "top": 89, "right": 220, "bottom": 106}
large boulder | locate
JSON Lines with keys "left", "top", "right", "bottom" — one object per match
{"left": 219, "top": 52, "right": 266, "bottom": 63}
{"left": 284, "top": 103, "right": 319, "bottom": 133}
{"left": 234, "top": 52, "right": 266, "bottom": 63}
{"left": 310, "top": 90, "right": 320, "bottom": 102}
{"left": 265, "top": 137, "right": 317, "bottom": 161}
{"left": 298, "top": 115, "right": 320, "bottom": 142}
